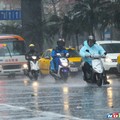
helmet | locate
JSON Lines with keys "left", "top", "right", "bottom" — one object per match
{"left": 29, "top": 44, "right": 35, "bottom": 47}
{"left": 87, "top": 35, "right": 96, "bottom": 47}
{"left": 29, "top": 44, "right": 35, "bottom": 51}
{"left": 57, "top": 38, "right": 65, "bottom": 47}
{"left": 88, "top": 35, "right": 94, "bottom": 40}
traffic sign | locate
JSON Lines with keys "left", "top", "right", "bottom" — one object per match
{"left": 0, "top": 10, "right": 21, "bottom": 20}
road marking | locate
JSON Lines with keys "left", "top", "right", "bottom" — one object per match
{"left": 0, "top": 104, "right": 27, "bottom": 110}
{"left": 0, "top": 104, "right": 93, "bottom": 120}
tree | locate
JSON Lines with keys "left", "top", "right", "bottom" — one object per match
{"left": 71, "top": 0, "right": 112, "bottom": 37}
{"left": 0, "top": 22, "right": 22, "bottom": 35}
{"left": 21, "top": 0, "right": 43, "bottom": 54}
{"left": 113, "top": 0, "right": 120, "bottom": 29}
{"left": 43, "top": 14, "right": 62, "bottom": 47}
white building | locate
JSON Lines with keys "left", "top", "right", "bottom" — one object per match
{"left": 0, "top": 0, "right": 21, "bottom": 24}
{"left": 0, "top": 0, "right": 21, "bottom": 10}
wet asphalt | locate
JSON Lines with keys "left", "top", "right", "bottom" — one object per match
{"left": 0, "top": 72, "right": 120, "bottom": 120}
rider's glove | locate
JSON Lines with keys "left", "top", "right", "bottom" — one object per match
{"left": 85, "top": 53, "right": 91, "bottom": 57}
{"left": 94, "top": 54, "right": 100, "bottom": 58}
{"left": 66, "top": 53, "right": 69, "bottom": 57}
{"left": 101, "top": 54, "right": 106, "bottom": 58}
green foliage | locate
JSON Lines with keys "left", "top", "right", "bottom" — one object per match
{"left": 43, "top": 15, "right": 61, "bottom": 36}
{"left": 42, "top": 0, "right": 120, "bottom": 48}
{"left": 0, "top": 22, "right": 22, "bottom": 35}
{"left": 112, "top": 1, "right": 120, "bottom": 29}
{"left": 70, "top": 0, "right": 113, "bottom": 35}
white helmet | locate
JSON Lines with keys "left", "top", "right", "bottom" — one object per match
{"left": 88, "top": 35, "right": 94, "bottom": 40}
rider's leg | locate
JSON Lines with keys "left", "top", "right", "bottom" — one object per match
{"left": 103, "top": 70, "right": 110, "bottom": 84}
{"left": 82, "top": 62, "right": 91, "bottom": 80}
{"left": 54, "top": 58, "right": 59, "bottom": 73}
{"left": 82, "top": 64, "right": 87, "bottom": 80}
{"left": 50, "top": 59, "right": 60, "bottom": 80}
{"left": 26, "top": 61, "right": 32, "bottom": 78}
{"left": 28, "top": 61, "right": 30, "bottom": 72}
{"left": 50, "top": 60, "right": 55, "bottom": 72}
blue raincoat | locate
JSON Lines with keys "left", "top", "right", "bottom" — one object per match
{"left": 50, "top": 47, "right": 68, "bottom": 71}
{"left": 79, "top": 40, "right": 106, "bottom": 65}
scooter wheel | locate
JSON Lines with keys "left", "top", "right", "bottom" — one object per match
{"left": 32, "top": 71, "right": 38, "bottom": 80}
{"left": 61, "top": 74, "right": 68, "bottom": 82}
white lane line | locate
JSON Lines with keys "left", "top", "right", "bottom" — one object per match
{"left": 25, "top": 111, "right": 94, "bottom": 120}
{"left": 0, "top": 104, "right": 28, "bottom": 110}
{"left": 0, "top": 104, "right": 94, "bottom": 120}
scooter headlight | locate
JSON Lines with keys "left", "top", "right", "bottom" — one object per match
{"left": 62, "top": 62, "right": 69, "bottom": 67}
{"left": 23, "top": 64, "right": 28, "bottom": 69}
{"left": 104, "top": 57, "right": 112, "bottom": 63}
{"left": 32, "top": 56, "right": 37, "bottom": 60}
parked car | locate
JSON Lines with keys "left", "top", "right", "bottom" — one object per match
{"left": 117, "top": 54, "right": 120, "bottom": 73}
{"left": 96, "top": 40, "right": 120, "bottom": 73}
{"left": 38, "top": 48, "right": 82, "bottom": 75}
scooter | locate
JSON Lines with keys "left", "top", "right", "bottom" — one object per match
{"left": 85, "top": 50, "right": 106, "bottom": 87}
{"left": 25, "top": 55, "right": 40, "bottom": 80}
{"left": 50, "top": 53, "right": 70, "bottom": 82}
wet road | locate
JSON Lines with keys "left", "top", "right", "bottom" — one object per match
{"left": 0, "top": 72, "right": 120, "bottom": 120}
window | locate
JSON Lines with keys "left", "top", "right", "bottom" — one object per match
{"left": 67, "top": 49, "right": 80, "bottom": 57}
{"left": 43, "top": 50, "right": 51, "bottom": 58}
{"left": 101, "top": 43, "right": 120, "bottom": 53}
{"left": 0, "top": 41, "right": 25, "bottom": 56}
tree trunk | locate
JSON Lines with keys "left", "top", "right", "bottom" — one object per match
{"left": 21, "top": 0, "right": 43, "bottom": 54}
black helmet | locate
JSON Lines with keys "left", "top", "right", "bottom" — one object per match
{"left": 87, "top": 35, "right": 96, "bottom": 47}
{"left": 57, "top": 38, "right": 65, "bottom": 47}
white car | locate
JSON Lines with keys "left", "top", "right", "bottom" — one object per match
{"left": 96, "top": 40, "right": 120, "bottom": 72}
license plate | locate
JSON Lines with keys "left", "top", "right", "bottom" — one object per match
{"left": 70, "top": 67, "right": 78, "bottom": 72}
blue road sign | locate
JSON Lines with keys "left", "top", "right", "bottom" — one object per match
{"left": 0, "top": 10, "right": 21, "bottom": 20}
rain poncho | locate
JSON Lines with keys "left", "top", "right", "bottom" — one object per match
{"left": 50, "top": 47, "right": 68, "bottom": 71}
{"left": 79, "top": 40, "right": 106, "bottom": 65}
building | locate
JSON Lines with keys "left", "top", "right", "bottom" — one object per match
{"left": 0, "top": 0, "right": 21, "bottom": 10}
{"left": 0, "top": 0, "right": 21, "bottom": 32}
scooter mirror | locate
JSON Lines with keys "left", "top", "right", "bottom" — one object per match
{"left": 104, "top": 52, "right": 107, "bottom": 55}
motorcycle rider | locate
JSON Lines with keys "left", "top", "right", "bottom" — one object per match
{"left": 50, "top": 38, "right": 69, "bottom": 74}
{"left": 80, "top": 35, "right": 109, "bottom": 84}
{"left": 25, "top": 44, "right": 39, "bottom": 73}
